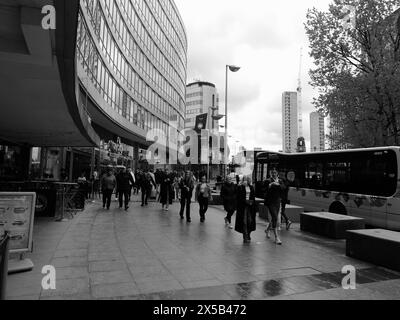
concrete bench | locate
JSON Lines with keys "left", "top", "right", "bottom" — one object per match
{"left": 300, "top": 212, "right": 365, "bottom": 239}
{"left": 283, "top": 205, "right": 303, "bottom": 223}
{"left": 346, "top": 229, "right": 400, "bottom": 272}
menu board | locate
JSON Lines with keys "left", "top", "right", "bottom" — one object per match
{"left": 0, "top": 193, "right": 36, "bottom": 253}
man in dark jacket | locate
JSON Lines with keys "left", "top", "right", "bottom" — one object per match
{"left": 116, "top": 167, "right": 135, "bottom": 211}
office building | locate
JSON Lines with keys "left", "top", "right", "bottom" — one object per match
{"left": 282, "top": 91, "right": 299, "bottom": 153}
{"left": 310, "top": 111, "right": 325, "bottom": 152}
{"left": 185, "top": 81, "right": 220, "bottom": 131}
{"left": 0, "top": 0, "right": 188, "bottom": 182}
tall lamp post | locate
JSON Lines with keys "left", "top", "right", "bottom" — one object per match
{"left": 224, "top": 65, "right": 241, "bottom": 178}
{"left": 206, "top": 107, "right": 224, "bottom": 183}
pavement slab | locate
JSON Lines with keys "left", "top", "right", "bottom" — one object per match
{"left": 5, "top": 197, "right": 400, "bottom": 300}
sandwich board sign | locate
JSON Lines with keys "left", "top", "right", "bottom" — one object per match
{"left": 0, "top": 192, "right": 36, "bottom": 273}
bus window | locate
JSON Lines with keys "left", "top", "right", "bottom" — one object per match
{"left": 305, "top": 162, "right": 323, "bottom": 189}
{"left": 350, "top": 150, "right": 397, "bottom": 197}
{"left": 325, "top": 161, "right": 351, "bottom": 192}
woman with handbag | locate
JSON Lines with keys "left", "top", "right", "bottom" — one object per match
{"left": 235, "top": 176, "right": 256, "bottom": 243}
{"left": 195, "top": 175, "right": 213, "bottom": 223}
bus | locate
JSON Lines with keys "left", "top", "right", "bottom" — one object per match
{"left": 253, "top": 147, "right": 400, "bottom": 231}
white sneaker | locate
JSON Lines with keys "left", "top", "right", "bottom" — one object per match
{"left": 265, "top": 229, "right": 271, "bottom": 239}
{"left": 228, "top": 224, "right": 233, "bottom": 229}
{"left": 275, "top": 238, "right": 282, "bottom": 245}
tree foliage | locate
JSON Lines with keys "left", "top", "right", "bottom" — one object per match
{"left": 305, "top": 0, "right": 400, "bottom": 148}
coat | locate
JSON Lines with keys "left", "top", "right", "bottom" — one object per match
{"left": 220, "top": 182, "right": 238, "bottom": 212}
{"left": 264, "top": 178, "right": 285, "bottom": 205}
{"left": 235, "top": 185, "right": 256, "bottom": 234}
{"left": 101, "top": 174, "right": 116, "bottom": 191}
{"left": 159, "top": 173, "right": 174, "bottom": 205}
{"left": 138, "top": 172, "right": 156, "bottom": 190}
{"left": 116, "top": 172, "right": 135, "bottom": 192}
{"left": 280, "top": 177, "right": 290, "bottom": 203}
{"left": 195, "top": 183, "right": 212, "bottom": 202}
{"left": 179, "top": 177, "right": 195, "bottom": 198}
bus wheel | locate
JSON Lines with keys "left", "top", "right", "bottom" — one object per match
{"left": 329, "top": 201, "right": 347, "bottom": 216}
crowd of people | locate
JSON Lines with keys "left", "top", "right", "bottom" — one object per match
{"left": 96, "top": 166, "right": 292, "bottom": 245}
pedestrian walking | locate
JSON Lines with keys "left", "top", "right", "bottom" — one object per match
{"left": 148, "top": 170, "right": 157, "bottom": 199}
{"left": 179, "top": 171, "right": 195, "bottom": 222}
{"left": 160, "top": 170, "right": 174, "bottom": 211}
{"left": 235, "top": 176, "right": 256, "bottom": 243}
{"left": 155, "top": 169, "right": 162, "bottom": 198}
{"left": 221, "top": 174, "right": 238, "bottom": 229}
{"left": 264, "top": 168, "right": 285, "bottom": 245}
{"left": 195, "top": 175, "right": 213, "bottom": 223}
{"left": 77, "top": 172, "right": 89, "bottom": 200}
{"left": 127, "top": 168, "right": 136, "bottom": 202}
{"left": 116, "top": 167, "right": 135, "bottom": 211}
{"left": 101, "top": 168, "right": 116, "bottom": 210}
{"left": 92, "top": 170, "right": 100, "bottom": 199}
{"left": 280, "top": 174, "right": 292, "bottom": 230}
{"left": 133, "top": 170, "right": 140, "bottom": 195}
{"left": 174, "top": 172, "right": 182, "bottom": 202}
{"left": 139, "top": 170, "right": 156, "bottom": 206}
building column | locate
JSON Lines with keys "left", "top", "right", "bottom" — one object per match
{"left": 133, "top": 144, "right": 139, "bottom": 170}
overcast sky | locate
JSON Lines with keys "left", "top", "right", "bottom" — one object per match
{"left": 174, "top": 0, "right": 332, "bottom": 153}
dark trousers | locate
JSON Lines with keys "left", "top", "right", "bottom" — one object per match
{"left": 198, "top": 195, "right": 209, "bottom": 218}
{"left": 179, "top": 195, "right": 191, "bottom": 220}
{"left": 267, "top": 202, "right": 280, "bottom": 229}
{"left": 281, "top": 200, "right": 290, "bottom": 223}
{"left": 118, "top": 190, "right": 130, "bottom": 209}
{"left": 225, "top": 210, "right": 235, "bottom": 224}
{"left": 141, "top": 187, "right": 151, "bottom": 205}
{"left": 102, "top": 189, "right": 113, "bottom": 209}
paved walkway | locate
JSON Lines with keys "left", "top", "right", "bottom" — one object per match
{"left": 6, "top": 196, "right": 400, "bottom": 300}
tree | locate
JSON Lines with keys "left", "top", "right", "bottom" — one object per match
{"left": 305, "top": 0, "right": 400, "bottom": 148}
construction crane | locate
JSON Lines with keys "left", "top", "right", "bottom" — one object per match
{"left": 297, "top": 47, "right": 303, "bottom": 138}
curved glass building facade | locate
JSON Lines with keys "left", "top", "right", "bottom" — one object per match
{"left": 0, "top": 0, "right": 187, "bottom": 184}
{"left": 77, "top": 0, "right": 187, "bottom": 156}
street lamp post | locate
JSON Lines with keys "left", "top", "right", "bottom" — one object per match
{"left": 209, "top": 107, "right": 223, "bottom": 183}
{"left": 224, "top": 65, "right": 240, "bottom": 178}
